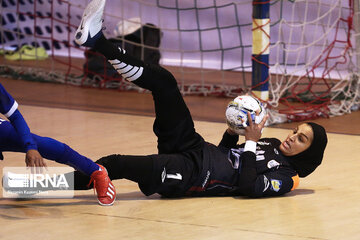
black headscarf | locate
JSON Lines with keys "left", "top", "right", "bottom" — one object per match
{"left": 287, "top": 122, "right": 328, "bottom": 178}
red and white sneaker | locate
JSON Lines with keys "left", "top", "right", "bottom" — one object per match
{"left": 88, "top": 164, "right": 116, "bottom": 206}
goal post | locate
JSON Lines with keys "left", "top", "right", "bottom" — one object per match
{"left": 252, "top": 0, "right": 270, "bottom": 101}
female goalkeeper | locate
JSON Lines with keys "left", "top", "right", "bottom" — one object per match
{"left": 71, "top": 0, "right": 327, "bottom": 198}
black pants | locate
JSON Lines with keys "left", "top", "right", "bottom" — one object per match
{"left": 73, "top": 35, "right": 204, "bottom": 197}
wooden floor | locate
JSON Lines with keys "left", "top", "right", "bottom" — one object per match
{"left": 0, "top": 78, "right": 360, "bottom": 240}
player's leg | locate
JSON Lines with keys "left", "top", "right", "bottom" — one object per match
{"left": 75, "top": 0, "right": 203, "bottom": 154}
{"left": 72, "top": 154, "right": 154, "bottom": 190}
{"left": 0, "top": 119, "right": 116, "bottom": 205}
{"left": 95, "top": 35, "right": 204, "bottom": 154}
{"left": 72, "top": 153, "right": 195, "bottom": 197}
{"left": 0, "top": 122, "right": 98, "bottom": 174}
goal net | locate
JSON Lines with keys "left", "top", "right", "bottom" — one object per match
{"left": 0, "top": 0, "right": 359, "bottom": 124}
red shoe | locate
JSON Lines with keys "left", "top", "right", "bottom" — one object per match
{"left": 88, "top": 164, "right": 116, "bottom": 206}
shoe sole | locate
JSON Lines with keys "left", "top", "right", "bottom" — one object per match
{"left": 75, "top": 0, "right": 106, "bottom": 45}
{"left": 98, "top": 196, "right": 116, "bottom": 206}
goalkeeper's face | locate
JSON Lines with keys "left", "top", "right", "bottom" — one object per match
{"left": 279, "top": 124, "right": 314, "bottom": 156}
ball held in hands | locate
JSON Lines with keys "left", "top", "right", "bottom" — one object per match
{"left": 225, "top": 95, "right": 266, "bottom": 135}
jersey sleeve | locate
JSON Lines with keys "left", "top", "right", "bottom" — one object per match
{"left": 0, "top": 83, "right": 38, "bottom": 151}
{"left": 0, "top": 83, "right": 18, "bottom": 117}
{"left": 237, "top": 139, "right": 299, "bottom": 198}
{"left": 252, "top": 169, "right": 299, "bottom": 197}
{"left": 9, "top": 110, "right": 38, "bottom": 151}
{"left": 237, "top": 151, "right": 258, "bottom": 195}
{"left": 218, "top": 130, "right": 239, "bottom": 149}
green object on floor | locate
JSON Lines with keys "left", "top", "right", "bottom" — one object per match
{"left": 4, "top": 45, "right": 48, "bottom": 60}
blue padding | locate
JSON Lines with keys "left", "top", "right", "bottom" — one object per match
{"left": 251, "top": 54, "right": 269, "bottom": 91}
{"left": 253, "top": 0, "right": 270, "bottom": 19}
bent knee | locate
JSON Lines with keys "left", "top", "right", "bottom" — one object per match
{"left": 96, "top": 154, "right": 120, "bottom": 166}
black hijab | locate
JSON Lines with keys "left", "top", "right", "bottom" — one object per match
{"left": 286, "top": 122, "right": 328, "bottom": 177}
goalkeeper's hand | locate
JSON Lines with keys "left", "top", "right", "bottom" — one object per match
{"left": 245, "top": 112, "right": 268, "bottom": 142}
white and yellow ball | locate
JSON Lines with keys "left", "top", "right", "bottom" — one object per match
{"left": 225, "top": 95, "right": 266, "bottom": 135}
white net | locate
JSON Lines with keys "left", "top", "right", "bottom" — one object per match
{"left": 0, "top": 0, "right": 359, "bottom": 123}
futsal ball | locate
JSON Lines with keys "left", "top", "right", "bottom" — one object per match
{"left": 225, "top": 95, "right": 266, "bottom": 135}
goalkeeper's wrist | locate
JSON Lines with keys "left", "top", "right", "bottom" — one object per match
{"left": 226, "top": 128, "right": 238, "bottom": 135}
{"left": 244, "top": 140, "right": 257, "bottom": 153}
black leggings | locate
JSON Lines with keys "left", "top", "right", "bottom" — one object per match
{"left": 73, "top": 35, "right": 203, "bottom": 191}
{"left": 73, "top": 154, "right": 154, "bottom": 190}
{"left": 96, "top": 34, "right": 202, "bottom": 154}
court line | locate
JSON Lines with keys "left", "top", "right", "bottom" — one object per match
{"left": 82, "top": 212, "right": 329, "bottom": 240}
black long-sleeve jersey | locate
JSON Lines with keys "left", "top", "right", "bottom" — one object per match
{"left": 186, "top": 131, "right": 299, "bottom": 198}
